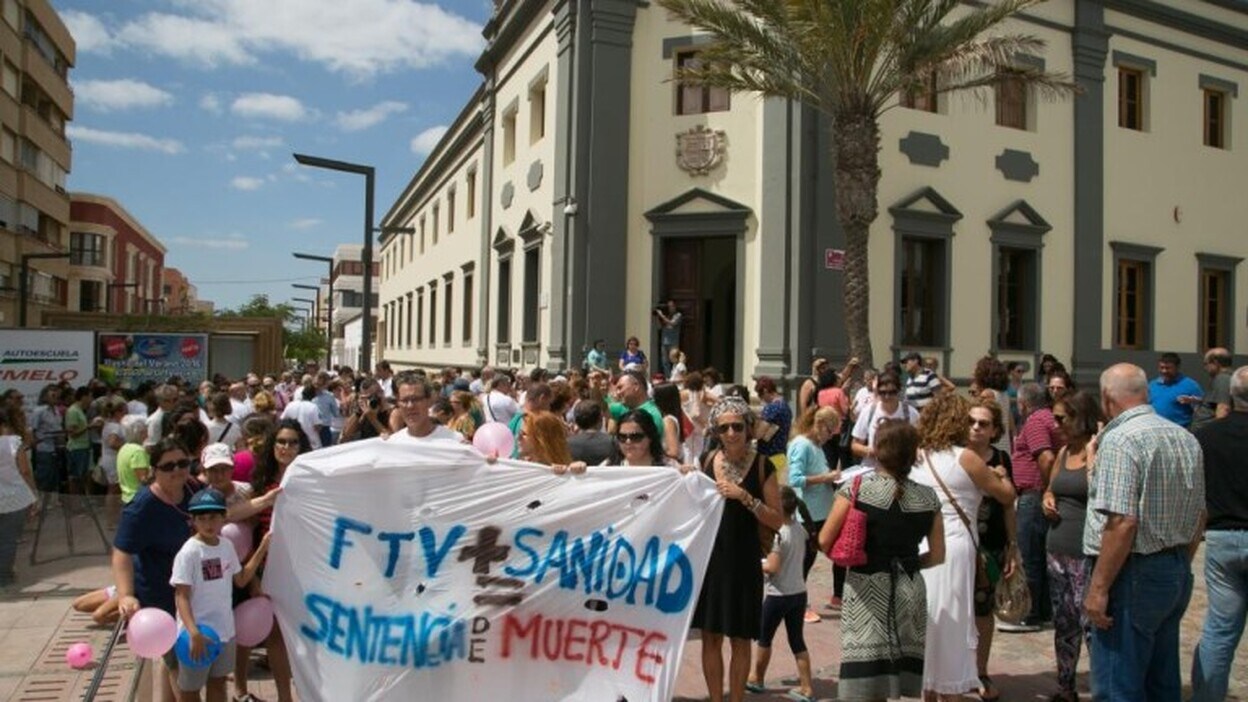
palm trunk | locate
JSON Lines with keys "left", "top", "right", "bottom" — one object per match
{"left": 831, "top": 109, "right": 881, "bottom": 369}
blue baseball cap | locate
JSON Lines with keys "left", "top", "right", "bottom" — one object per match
{"left": 188, "top": 488, "right": 227, "bottom": 514}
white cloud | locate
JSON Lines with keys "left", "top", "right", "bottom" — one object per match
{"left": 74, "top": 79, "right": 174, "bottom": 112}
{"left": 62, "top": 10, "right": 115, "bottom": 54}
{"left": 169, "top": 233, "right": 249, "bottom": 250}
{"left": 199, "top": 93, "right": 223, "bottom": 114}
{"left": 61, "top": 1, "right": 482, "bottom": 78}
{"left": 118, "top": 12, "right": 252, "bottom": 68}
{"left": 231, "top": 93, "right": 307, "bottom": 122}
{"left": 230, "top": 176, "right": 265, "bottom": 191}
{"left": 287, "top": 218, "right": 322, "bottom": 230}
{"left": 232, "top": 135, "right": 284, "bottom": 150}
{"left": 409, "top": 125, "right": 448, "bottom": 156}
{"left": 66, "top": 125, "right": 183, "bottom": 154}
{"left": 335, "top": 101, "right": 407, "bottom": 131}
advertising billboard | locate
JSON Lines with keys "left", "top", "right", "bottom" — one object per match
{"left": 97, "top": 333, "right": 209, "bottom": 388}
{"left": 0, "top": 330, "right": 96, "bottom": 414}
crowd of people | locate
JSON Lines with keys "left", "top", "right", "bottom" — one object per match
{"left": 0, "top": 343, "right": 1243, "bottom": 702}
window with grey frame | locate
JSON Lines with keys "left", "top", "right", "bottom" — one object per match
{"left": 1110, "top": 242, "right": 1163, "bottom": 351}
{"left": 443, "top": 275, "right": 454, "bottom": 345}
{"left": 405, "top": 292, "right": 414, "bottom": 348}
{"left": 429, "top": 282, "right": 438, "bottom": 347}
{"left": 462, "top": 268, "right": 474, "bottom": 345}
{"left": 416, "top": 287, "right": 425, "bottom": 347}
{"left": 890, "top": 188, "right": 960, "bottom": 352}
{"left": 1197, "top": 253, "right": 1242, "bottom": 351}
{"left": 899, "top": 237, "right": 944, "bottom": 347}
{"left": 989, "top": 202, "right": 1049, "bottom": 352}
{"left": 497, "top": 254, "right": 513, "bottom": 344}
{"left": 522, "top": 245, "right": 540, "bottom": 343}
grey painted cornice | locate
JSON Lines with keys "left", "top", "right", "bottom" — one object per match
{"left": 889, "top": 186, "right": 963, "bottom": 221}
{"left": 644, "top": 187, "right": 751, "bottom": 218}
{"left": 381, "top": 83, "right": 487, "bottom": 229}
{"left": 899, "top": 131, "right": 950, "bottom": 167}
{"left": 988, "top": 200, "right": 1052, "bottom": 234}
{"left": 1103, "top": 0, "right": 1248, "bottom": 50}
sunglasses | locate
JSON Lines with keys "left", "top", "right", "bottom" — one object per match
{"left": 396, "top": 396, "right": 427, "bottom": 406}
{"left": 1052, "top": 414, "right": 1067, "bottom": 422}
{"left": 616, "top": 432, "right": 647, "bottom": 444}
{"left": 969, "top": 418, "right": 993, "bottom": 429}
{"left": 716, "top": 422, "right": 746, "bottom": 435}
{"left": 877, "top": 390, "right": 899, "bottom": 397}
{"left": 275, "top": 438, "right": 301, "bottom": 448}
{"left": 155, "top": 458, "right": 192, "bottom": 472}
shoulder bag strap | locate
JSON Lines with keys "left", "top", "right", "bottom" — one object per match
{"left": 923, "top": 451, "right": 978, "bottom": 547}
{"left": 217, "top": 423, "right": 232, "bottom": 443}
{"left": 850, "top": 473, "right": 863, "bottom": 507}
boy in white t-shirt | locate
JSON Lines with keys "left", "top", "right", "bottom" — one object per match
{"left": 169, "top": 488, "right": 270, "bottom": 700}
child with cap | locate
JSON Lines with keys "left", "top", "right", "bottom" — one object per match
{"left": 169, "top": 487, "right": 271, "bottom": 701}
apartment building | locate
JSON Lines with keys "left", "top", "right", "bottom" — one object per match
{"left": 69, "top": 192, "right": 166, "bottom": 314}
{"left": 380, "top": 0, "right": 1248, "bottom": 384}
{"left": 0, "top": 0, "right": 73, "bottom": 327}
{"left": 312, "top": 244, "right": 379, "bottom": 370}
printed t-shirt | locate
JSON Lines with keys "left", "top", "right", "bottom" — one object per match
{"left": 170, "top": 537, "right": 241, "bottom": 641}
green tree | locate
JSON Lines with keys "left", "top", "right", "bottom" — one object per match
{"left": 218, "top": 294, "right": 324, "bottom": 362}
{"left": 657, "top": 0, "right": 1075, "bottom": 366}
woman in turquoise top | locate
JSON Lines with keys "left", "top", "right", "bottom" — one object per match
{"left": 787, "top": 406, "right": 842, "bottom": 621}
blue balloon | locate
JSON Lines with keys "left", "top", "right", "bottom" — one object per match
{"left": 174, "top": 624, "right": 221, "bottom": 668}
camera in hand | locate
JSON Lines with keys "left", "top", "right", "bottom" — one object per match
{"left": 369, "top": 396, "right": 380, "bottom": 409}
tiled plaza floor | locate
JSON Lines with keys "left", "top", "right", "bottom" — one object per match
{"left": 2, "top": 498, "right": 1243, "bottom": 701}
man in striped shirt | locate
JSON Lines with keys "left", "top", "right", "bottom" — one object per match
{"left": 1084, "top": 363, "right": 1205, "bottom": 702}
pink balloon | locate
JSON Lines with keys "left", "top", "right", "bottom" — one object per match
{"left": 127, "top": 608, "right": 178, "bottom": 658}
{"left": 222, "top": 522, "right": 253, "bottom": 561}
{"left": 472, "top": 422, "right": 515, "bottom": 458}
{"left": 233, "top": 596, "right": 275, "bottom": 647}
{"left": 66, "top": 642, "right": 93, "bottom": 669}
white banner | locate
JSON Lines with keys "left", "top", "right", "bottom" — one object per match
{"left": 0, "top": 330, "right": 95, "bottom": 415}
{"left": 263, "top": 438, "right": 724, "bottom": 702}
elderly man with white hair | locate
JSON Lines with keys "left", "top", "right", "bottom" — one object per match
{"left": 1083, "top": 363, "right": 1205, "bottom": 702}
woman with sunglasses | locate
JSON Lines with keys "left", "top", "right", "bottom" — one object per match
{"left": 966, "top": 398, "right": 1020, "bottom": 702}
{"left": 850, "top": 373, "right": 918, "bottom": 471}
{"left": 1046, "top": 369, "right": 1075, "bottom": 405}
{"left": 603, "top": 410, "right": 673, "bottom": 467}
{"left": 1041, "top": 390, "right": 1099, "bottom": 702}
{"left": 517, "top": 411, "right": 575, "bottom": 466}
{"left": 692, "top": 396, "right": 785, "bottom": 702}
{"left": 246, "top": 419, "right": 308, "bottom": 702}
{"left": 112, "top": 437, "right": 198, "bottom": 702}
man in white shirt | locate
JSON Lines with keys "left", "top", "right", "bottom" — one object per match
{"left": 388, "top": 372, "right": 462, "bottom": 443}
{"left": 281, "top": 384, "right": 324, "bottom": 449}
{"left": 145, "top": 384, "right": 179, "bottom": 447}
{"left": 481, "top": 374, "right": 520, "bottom": 425}
{"left": 226, "top": 383, "right": 252, "bottom": 424}
{"left": 375, "top": 361, "right": 395, "bottom": 400}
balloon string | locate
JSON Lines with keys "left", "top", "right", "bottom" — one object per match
{"left": 82, "top": 617, "right": 126, "bottom": 702}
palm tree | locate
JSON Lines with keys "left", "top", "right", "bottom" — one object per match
{"left": 657, "top": 0, "right": 1076, "bottom": 367}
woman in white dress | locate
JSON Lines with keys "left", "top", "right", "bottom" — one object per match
{"left": 911, "top": 394, "right": 1017, "bottom": 701}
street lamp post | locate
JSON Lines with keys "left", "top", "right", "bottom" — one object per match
{"left": 293, "top": 153, "right": 374, "bottom": 371}
{"left": 106, "top": 281, "right": 140, "bottom": 314}
{"left": 19, "top": 252, "right": 70, "bottom": 327}
{"left": 292, "top": 283, "right": 321, "bottom": 329}
{"left": 292, "top": 253, "right": 335, "bottom": 368}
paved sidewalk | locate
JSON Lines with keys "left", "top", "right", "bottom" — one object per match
{"left": 2, "top": 499, "right": 1244, "bottom": 701}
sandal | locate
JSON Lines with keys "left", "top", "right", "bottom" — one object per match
{"left": 745, "top": 681, "right": 766, "bottom": 694}
{"left": 786, "top": 690, "right": 815, "bottom": 702}
{"left": 979, "top": 674, "right": 1000, "bottom": 701}
{"left": 234, "top": 695, "right": 267, "bottom": 702}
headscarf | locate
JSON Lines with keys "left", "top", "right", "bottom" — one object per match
{"left": 707, "top": 395, "right": 754, "bottom": 429}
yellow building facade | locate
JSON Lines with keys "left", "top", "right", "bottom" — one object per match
{"left": 380, "top": 0, "right": 1248, "bottom": 386}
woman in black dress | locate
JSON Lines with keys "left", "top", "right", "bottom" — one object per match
{"left": 692, "top": 396, "right": 785, "bottom": 702}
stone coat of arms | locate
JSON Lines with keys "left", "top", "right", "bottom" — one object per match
{"left": 675, "top": 125, "right": 726, "bottom": 176}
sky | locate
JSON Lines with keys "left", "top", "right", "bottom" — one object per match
{"left": 57, "top": 0, "right": 493, "bottom": 312}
